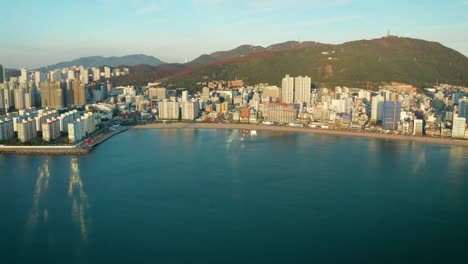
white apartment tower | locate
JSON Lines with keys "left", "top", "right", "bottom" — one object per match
{"left": 181, "top": 101, "right": 199, "bottom": 120}
{"left": 104, "top": 67, "right": 111, "bottom": 78}
{"left": 413, "top": 119, "right": 424, "bottom": 136}
{"left": 93, "top": 68, "right": 101, "bottom": 82}
{"left": 42, "top": 118, "right": 60, "bottom": 142}
{"left": 17, "top": 118, "right": 37, "bottom": 143}
{"left": 67, "top": 70, "right": 75, "bottom": 80}
{"left": 281, "top": 74, "right": 294, "bottom": 104}
{"left": 80, "top": 67, "right": 89, "bottom": 84}
{"left": 371, "top": 95, "right": 383, "bottom": 122}
{"left": 20, "top": 67, "right": 28, "bottom": 83}
{"left": 158, "top": 101, "right": 180, "bottom": 120}
{"left": 452, "top": 117, "right": 466, "bottom": 139}
{"left": 294, "top": 76, "right": 311, "bottom": 104}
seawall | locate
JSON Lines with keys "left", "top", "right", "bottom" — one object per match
{"left": 0, "top": 146, "right": 90, "bottom": 156}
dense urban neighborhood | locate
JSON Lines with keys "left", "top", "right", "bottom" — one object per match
{"left": 0, "top": 63, "right": 467, "bottom": 149}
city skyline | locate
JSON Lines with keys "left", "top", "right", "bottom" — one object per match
{"left": 1, "top": 0, "right": 468, "bottom": 69}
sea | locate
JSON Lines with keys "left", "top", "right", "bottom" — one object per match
{"left": 0, "top": 128, "right": 467, "bottom": 264}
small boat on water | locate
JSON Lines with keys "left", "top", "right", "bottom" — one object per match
{"left": 250, "top": 130, "right": 257, "bottom": 136}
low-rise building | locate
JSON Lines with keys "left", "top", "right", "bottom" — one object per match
{"left": 266, "top": 103, "right": 299, "bottom": 124}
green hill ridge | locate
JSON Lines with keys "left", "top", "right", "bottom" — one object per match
{"left": 166, "top": 36, "right": 468, "bottom": 89}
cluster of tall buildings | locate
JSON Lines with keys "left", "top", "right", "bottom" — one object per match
{"left": 281, "top": 75, "right": 312, "bottom": 104}
{"left": 135, "top": 76, "right": 465, "bottom": 140}
{"left": 0, "top": 108, "right": 96, "bottom": 144}
{"left": 0, "top": 64, "right": 128, "bottom": 113}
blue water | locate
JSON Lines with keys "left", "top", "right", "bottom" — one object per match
{"left": 0, "top": 129, "right": 467, "bottom": 263}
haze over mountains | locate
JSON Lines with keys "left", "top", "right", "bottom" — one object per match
{"left": 39, "top": 54, "right": 165, "bottom": 71}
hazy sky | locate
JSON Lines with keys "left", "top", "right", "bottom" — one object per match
{"left": 1, "top": 0, "right": 467, "bottom": 69}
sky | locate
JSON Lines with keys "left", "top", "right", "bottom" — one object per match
{"left": 1, "top": 0, "right": 467, "bottom": 69}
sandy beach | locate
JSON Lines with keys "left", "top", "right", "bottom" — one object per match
{"left": 134, "top": 123, "right": 468, "bottom": 147}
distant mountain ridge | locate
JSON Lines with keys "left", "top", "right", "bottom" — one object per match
{"left": 18, "top": 36, "right": 467, "bottom": 90}
{"left": 188, "top": 41, "right": 321, "bottom": 65}
{"left": 40, "top": 54, "right": 165, "bottom": 70}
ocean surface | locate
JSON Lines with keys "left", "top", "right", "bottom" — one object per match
{"left": 0, "top": 129, "right": 467, "bottom": 263}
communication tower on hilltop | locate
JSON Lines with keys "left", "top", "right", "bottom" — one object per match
{"left": 385, "top": 29, "right": 392, "bottom": 38}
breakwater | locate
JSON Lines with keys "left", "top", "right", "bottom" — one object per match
{"left": 0, "top": 145, "right": 90, "bottom": 155}
{"left": 0, "top": 127, "right": 128, "bottom": 156}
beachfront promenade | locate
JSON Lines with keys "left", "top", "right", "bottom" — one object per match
{"left": 135, "top": 123, "right": 468, "bottom": 147}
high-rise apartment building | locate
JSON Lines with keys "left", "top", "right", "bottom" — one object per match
{"left": 81, "top": 112, "right": 96, "bottom": 134}
{"left": 158, "top": 101, "right": 179, "bottom": 120}
{"left": 41, "top": 81, "right": 64, "bottom": 109}
{"left": 181, "top": 101, "right": 199, "bottom": 120}
{"left": 67, "top": 70, "right": 75, "bottom": 80}
{"left": 458, "top": 97, "right": 468, "bottom": 120}
{"left": 13, "top": 88, "right": 26, "bottom": 110}
{"left": 371, "top": 95, "right": 383, "bottom": 122}
{"left": 35, "top": 110, "right": 59, "bottom": 131}
{"left": 0, "top": 64, "right": 5, "bottom": 83}
{"left": 0, "top": 118, "right": 14, "bottom": 141}
{"left": 294, "top": 76, "right": 311, "bottom": 104}
{"left": 413, "top": 119, "right": 424, "bottom": 136}
{"left": 148, "top": 87, "right": 167, "bottom": 100}
{"left": 452, "top": 117, "right": 467, "bottom": 139}
{"left": 104, "top": 67, "right": 111, "bottom": 78}
{"left": 58, "top": 110, "right": 79, "bottom": 132}
{"left": 42, "top": 118, "right": 60, "bottom": 142}
{"left": 93, "top": 68, "right": 101, "bottom": 82}
{"left": 382, "top": 101, "right": 402, "bottom": 130}
{"left": 68, "top": 120, "right": 86, "bottom": 143}
{"left": 34, "top": 71, "right": 46, "bottom": 88}
{"left": 181, "top": 90, "right": 189, "bottom": 102}
{"left": 20, "top": 67, "right": 28, "bottom": 83}
{"left": 80, "top": 67, "right": 89, "bottom": 84}
{"left": 1, "top": 88, "right": 10, "bottom": 110}
{"left": 17, "top": 118, "right": 37, "bottom": 143}
{"left": 281, "top": 75, "right": 294, "bottom": 104}
{"left": 73, "top": 80, "right": 87, "bottom": 106}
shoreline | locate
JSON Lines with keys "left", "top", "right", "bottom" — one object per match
{"left": 134, "top": 123, "right": 468, "bottom": 147}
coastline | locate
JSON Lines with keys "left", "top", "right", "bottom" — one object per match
{"left": 134, "top": 123, "right": 468, "bottom": 147}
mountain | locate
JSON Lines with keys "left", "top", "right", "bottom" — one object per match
{"left": 41, "top": 54, "right": 165, "bottom": 70}
{"left": 188, "top": 41, "right": 320, "bottom": 65}
{"left": 164, "top": 37, "right": 468, "bottom": 90}
{"left": 108, "top": 63, "right": 186, "bottom": 87}
{"left": 5, "top": 68, "right": 21, "bottom": 80}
